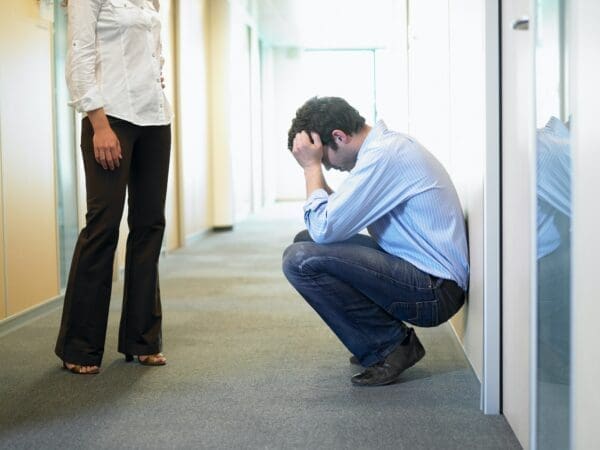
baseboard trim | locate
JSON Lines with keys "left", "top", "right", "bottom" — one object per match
{"left": 448, "top": 318, "right": 482, "bottom": 385}
{"left": 212, "top": 225, "right": 234, "bottom": 232}
{"left": 0, "top": 294, "right": 63, "bottom": 338}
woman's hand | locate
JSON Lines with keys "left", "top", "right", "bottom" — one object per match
{"left": 92, "top": 126, "right": 122, "bottom": 170}
{"left": 87, "top": 108, "right": 122, "bottom": 170}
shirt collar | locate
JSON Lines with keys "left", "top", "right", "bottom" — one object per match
{"left": 357, "top": 120, "right": 387, "bottom": 159}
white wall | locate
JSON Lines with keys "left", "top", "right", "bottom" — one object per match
{"left": 229, "top": 3, "right": 254, "bottom": 221}
{"left": 177, "top": 0, "right": 212, "bottom": 238}
{"left": 407, "top": 0, "right": 451, "bottom": 169}
{"left": 570, "top": 0, "right": 600, "bottom": 447}
{"left": 446, "top": 0, "right": 488, "bottom": 383}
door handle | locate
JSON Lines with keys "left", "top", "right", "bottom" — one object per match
{"left": 512, "top": 16, "right": 530, "bottom": 30}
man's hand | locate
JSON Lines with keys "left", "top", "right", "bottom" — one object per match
{"left": 291, "top": 131, "right": 333, "bottom": 197}
{"left": 292, "top": 131, "right": 323, "bottom": 169}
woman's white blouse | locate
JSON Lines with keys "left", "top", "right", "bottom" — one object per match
{"left": 66, "top": 0, "right": 172, "bottom": 126}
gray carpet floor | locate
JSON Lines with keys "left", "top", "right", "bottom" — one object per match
{"left": 0, "top": 203, "right": 521, "bottom": 449}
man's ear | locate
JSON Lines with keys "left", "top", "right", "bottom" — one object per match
{"left": 331, "top": 129, "right": 349, "bottom": 144}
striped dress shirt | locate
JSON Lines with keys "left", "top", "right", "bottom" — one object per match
{"left": 303, "top": 120, "right": 469, "bottom": 290}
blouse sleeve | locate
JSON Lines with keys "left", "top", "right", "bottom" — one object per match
{"left": 66, "top": 0, "right": 105, "bottom": 112}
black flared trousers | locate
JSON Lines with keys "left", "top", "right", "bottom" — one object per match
{"left": 55, "top": 116, "right": 171, "bottom": 366}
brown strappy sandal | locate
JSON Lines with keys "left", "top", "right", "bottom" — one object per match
{"left": 62, "top": 361, "right": 100, "bottom": 375}
{"left": 125, "top": 353, "right": 166, "bottom": 366}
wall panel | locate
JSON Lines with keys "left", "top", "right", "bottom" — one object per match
{"left": 178, "top": 0, "right": 212, "bottom": 237}
{"left": 0, "top": 154, "right": 5, "bottom": 320}
{"left": 571, "top": 0, "right": 600, "bottom": 447}
{"left": 447, "top": 0, "right": 487, "bottom": 382}
{"left": 0, "top": 1, "right": 59, "bottom": 316}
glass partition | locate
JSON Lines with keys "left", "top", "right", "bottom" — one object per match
{"left": 534, "top": 0, "right": 571, "bottom": 447}
{"left": 54, "top": 3, "right": 79, "bottom": 289}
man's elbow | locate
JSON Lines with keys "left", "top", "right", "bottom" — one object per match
{"left": 308, "top": 228, "right": 338, "bottom": 245}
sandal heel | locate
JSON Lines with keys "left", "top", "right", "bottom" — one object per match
{"left": 125, "top": 354, "right": 134, "bottom": 362}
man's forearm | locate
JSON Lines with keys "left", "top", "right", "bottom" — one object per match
{"left": 304, "top": 165, "right": 333, "bottom": 197}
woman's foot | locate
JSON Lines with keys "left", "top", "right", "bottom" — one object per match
{"left": 126, "top": 353, "right": 167, "bottom": 366}
{"left": 62, "top": 361, "right": 100, "bottom": 375}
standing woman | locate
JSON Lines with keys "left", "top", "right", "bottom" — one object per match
{"left": 55, "top": 0, "right": 172, "bottom": 374}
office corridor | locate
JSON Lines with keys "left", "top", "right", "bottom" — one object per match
{"left": 0, "top": 203, "right": 519, "bottom": 449}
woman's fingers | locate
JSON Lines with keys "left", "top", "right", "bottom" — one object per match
{"left": 93, "top": 128, "right": 122, "bottom": 170}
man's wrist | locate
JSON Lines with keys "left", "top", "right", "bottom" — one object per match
{"left": 303, "top": 164, "right": 322, "bottom": 175}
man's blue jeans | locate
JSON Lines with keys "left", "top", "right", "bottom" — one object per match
{"left": 282, "top": 231, "right": 465, "bottom": 367}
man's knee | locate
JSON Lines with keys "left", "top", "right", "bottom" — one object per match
{"left": 282, "top": 241, "right": 319, "bottom": 278}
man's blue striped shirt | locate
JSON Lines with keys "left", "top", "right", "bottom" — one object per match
{"left": 303, "top": 120, "right": 469, "bottom": 290}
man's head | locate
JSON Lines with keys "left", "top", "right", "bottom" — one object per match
{"left": 287, "top": 97, "right": 367, "bottom": 171}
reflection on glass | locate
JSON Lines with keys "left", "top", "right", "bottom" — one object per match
{"left": 536, "top": 116, "right": 571, "bottom": 449}
{"left": 535, "top": 0, "right": 570, "bottom": 447}
{"left": 54, "top": 3, "right": 79, "bottom": 289}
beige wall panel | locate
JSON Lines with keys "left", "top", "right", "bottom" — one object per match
{"left": 0, "top": 2, "right": 59, "bottom": 316}
{"left": 207, "top": 0, "right": 234, "bottom": 227}
{"left": 0, "top": 170, "right": 5, "bottom": 320}
{"left": 176, "top": 0, "right": 212, "bottom": 238}
{"left": 160, "top": 0, "right": 180, "bottom": 251}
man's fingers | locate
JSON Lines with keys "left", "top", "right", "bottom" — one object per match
{"left": 293, "top": 131, "right": 310, "bottom": 150}
{"left": 310, "top": 132, "right": 322, "bottom": 146}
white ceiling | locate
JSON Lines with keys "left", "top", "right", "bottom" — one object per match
{"left": 252, "top": 0, "right": 400, "bottom": 49}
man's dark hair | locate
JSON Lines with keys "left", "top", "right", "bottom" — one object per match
{"left": 287, "top": 97, "right": 366, "bottom": 151}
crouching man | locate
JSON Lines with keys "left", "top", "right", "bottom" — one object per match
{"left": 282, "top": 97, "right": 469, "bottom": 386}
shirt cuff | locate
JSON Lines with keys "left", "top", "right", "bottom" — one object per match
{"left": 68, "top": 85, "right": 105, "bottom": 113}
{"left": 303, "top": 189, "right": 329, "bottom": 213}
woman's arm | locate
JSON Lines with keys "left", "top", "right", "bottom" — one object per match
{"left": 66, "top": 0, "right": 104, "bottom": 112}
{"left": 66, "top": 0, "right": 121, "bottom": 170}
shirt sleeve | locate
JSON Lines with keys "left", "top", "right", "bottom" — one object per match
{"left": 66, "top": 0, "right": 105, "bottom": 113}
{"left": 303, "top": 145, "right": 433, "bottom": 244}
